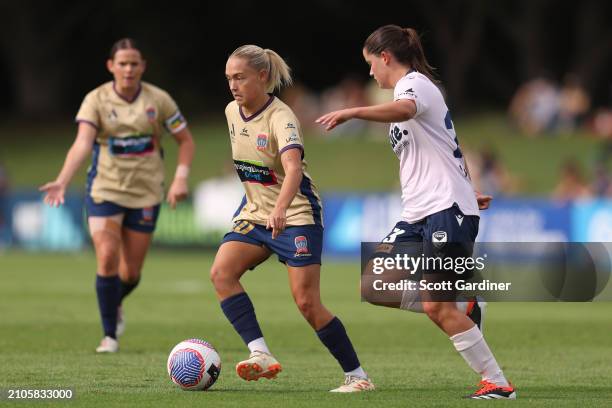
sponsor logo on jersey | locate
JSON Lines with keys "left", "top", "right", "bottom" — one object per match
{"left": 233, "top": 160, "right": 278, "bottom": 186}
{"left": 389, "top": 125, "right": 409, "bottom": 153}
{"left": 108, "top": 135, "right": 155, "bottom": 157}
{"left": 432, "top": 231, "right": 447, "bottom": 248}
{"left": 240, "top": 127, "right": 249, "bottom": 137}
{"left": 285, "top": 122, "right": 296, "bottom": 129}
{"left": 294, "top": 235, "right": 311, "bottom": 257}
{"left": 397, "top": 88, "right": 417, "bottom": 99}
{"left": 256, "top": 133, "right": 268, "bottom": 151}
{"left": 146, "top": 106, "right": 157, "bottom": 122}
{"left": 285, "top": 132, "right": 300, "bottom": 144}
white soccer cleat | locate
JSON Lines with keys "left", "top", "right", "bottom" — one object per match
{"left": 96, "top": 336, "right": 119, "bottom": 353}
{"left": 235, "top": 350, "right": 282, "bottom": 381}
{"left": 116, "top": 306, "right": 125, "bottom": 337}
{"left": 330, "top": 375, "right": 375, "bottom": 393}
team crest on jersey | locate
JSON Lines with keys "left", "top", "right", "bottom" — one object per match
{"left": 146, "top": 106, "right": 157, "bottom": 122}
{"left": 142, "top": 207, "right": 154, "bottom": 223}
{"left": 294, "top": 236, "right": 311, "bottom": 257}
{"left": 256, "top": 133, "right": 268, "bottom": 151}
{"left": 432, "top": 231, "right": 447, "bottom": 248}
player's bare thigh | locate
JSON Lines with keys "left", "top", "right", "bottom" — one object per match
{"left": 119, "top": 228, "right": 153, "bottom": 283}
{"left": 88, "top": 215, "right": 123, "bottom": 277}
{"left": 210, "top": 241, "right": 271, "bottom": 300}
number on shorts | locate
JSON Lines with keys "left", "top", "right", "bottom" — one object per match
{"left": 382, "top": 228, "right": 406, "bottom": 243}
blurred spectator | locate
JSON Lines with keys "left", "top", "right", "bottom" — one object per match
{"left": 591, "top": 160, "right": 612, "bottom": 197}
{"left": 557, "top": 74, "right": 590, "bottom": 132}
{"left": 320, "top": 75, "right": 368, "bottom": 134}
{"left": 553, "top": 159, "right": 592, "bottom": 200}
{"left": 590, "top": 108, "right": 612, "bottom": 139}
{"left": 281, "top": 82, "right": 320, "bottom": 131}
{"left": 365, "top": 78, "right": 394, "bottom": 137}
{"left": 465, "top": 147, "right": 519, "bottom": 196}
{"left": 0, "top": 161, "right": 8, "bottom": 246}
{"left": 509, "top": 76, "right": 560, "bottom": 136}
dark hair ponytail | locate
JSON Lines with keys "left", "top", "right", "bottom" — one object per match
{"left": 364, "top": 25, "right": 437, "bottom": 82}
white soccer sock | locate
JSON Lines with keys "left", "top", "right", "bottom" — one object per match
{"left": 247, "top": 337, "right": 270, "bottom": 354}
{"left": 450, "top": 325, "right": 509, "bottom": 387}
{"left": 345, "top": 366, "right": 368, "bottom": 379}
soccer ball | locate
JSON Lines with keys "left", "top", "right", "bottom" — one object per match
{"left": 167, "top": 338, "right": 221, "bottom": 391}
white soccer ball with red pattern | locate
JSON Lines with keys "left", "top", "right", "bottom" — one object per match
{"left": 167, "top": 338, "right": 221, "bottom": 391}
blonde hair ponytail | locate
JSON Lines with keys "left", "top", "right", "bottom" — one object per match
{"left": 263, "top": 49, "right": 292, "bottom": 92}
{"left": 230, "top": 45, "right": 292, "bottom": 92}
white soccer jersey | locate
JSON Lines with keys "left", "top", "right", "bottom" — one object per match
{"left": 390, "top": 71, "right": 479, "bottom": 223}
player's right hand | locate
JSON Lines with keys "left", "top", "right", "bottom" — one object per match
{"left": 315, "top": 108, "right": 355, "bottom": 131}
{"left": 267, "top": 206, "right": 287, "bottom": 240}
{"left": 39, "top": 181, "right": 66, "bottom": 207}
{"left": 476, "top": 191, "right": 493, "bottom": 210}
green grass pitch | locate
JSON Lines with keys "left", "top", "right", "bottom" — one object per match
{"left": 1, "top": 250, "right": 611, "bottom": 407}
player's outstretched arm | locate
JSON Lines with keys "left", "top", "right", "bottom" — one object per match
{"left": 39, "top": 122, "right": 97, "bottom": 207}
{"left": 167, "top": 127, "right": 195, "bottom": 209}
{"left": 316, "top": 99, "right": 416, "bottom": 131}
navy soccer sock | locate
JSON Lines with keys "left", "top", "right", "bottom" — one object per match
{"left": 119, "top": 277, "right": 140, "bottom": 304}
{"left": 220, "top": 292, "right": 264, "bottom": 345}
{"left": 95, "top": 275, "right": 121, "bottom": 339}
{"left": 316, "top": 317, "right": 361, "bottom": 372}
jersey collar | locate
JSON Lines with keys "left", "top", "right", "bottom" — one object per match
{"left": 112, "top": 81, "right": 142, "bottom": 104}
{"left": 239, "top": 95, "right": 275, "bottom": 122}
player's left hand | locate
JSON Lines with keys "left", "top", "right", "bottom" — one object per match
{"left": 476, "top": 191, "right": 493, "bottom": 210}
{"left": 167, "top": 178, "right": 189, "bottom": 209}
{"left": 315, "top": 108, "right": 356, "bottom": 131}
{"left": 267, "top": 206, "right": 287, "bottom": 239}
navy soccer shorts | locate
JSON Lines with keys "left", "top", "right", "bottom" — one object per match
{"left": 222, "top": 220, "right": 323, "bottom": 268}
{"left": 85, "top": 196, "right": 161, "bottom": 233}
{"left": 380, "top": 203, "right": 479, "bottom": 278}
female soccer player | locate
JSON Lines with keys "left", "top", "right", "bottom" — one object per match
{"left": 40, "top": 38, "right": 195, "bottom": 353}
{"left": 316, "top": 25, "right": 515, "bottom": 399}
{"left": 211, "top": 45, "right": 374, "bottom": 392}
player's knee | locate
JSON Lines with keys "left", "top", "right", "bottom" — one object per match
{"left": 422, "top": 301, "right": 444, "bottom": 323}
{"left": 210, "top": 264, "right": 237, "bottom": 289}
{"left": 294, "top": 295, "right": 319, "bottom": 320}
{"left": 97, "top": 247, "right": 119, "bottom": 275}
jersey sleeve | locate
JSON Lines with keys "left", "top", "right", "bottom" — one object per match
{"left": 272, "top": 111, "right": 304, "bottom": 156}
{"left": 160, "top": 92, "right": 187, "bottom": 134}
{"left": 394, "top": 75, "right": 429, "bottom": 118}
{"left": 75, "top": 91, "right": 101, "bottom": 129}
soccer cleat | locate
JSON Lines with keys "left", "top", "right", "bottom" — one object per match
{"left": 330, "top": 375, "right": 375, "bottom": 393}
{"left": 466, "top": 380, "right": 516, "bottom": 399}
{"left": 95, "top": 336, "right": 119, "bottom": 353}
{"left": 116, "top": 306, "right": 125, "bottom": 337}
{"left": 466, "top": 296, "right": 486, "bottom": 333}
{"left": 235, "top": 351, "right": 282, "bottom": 381}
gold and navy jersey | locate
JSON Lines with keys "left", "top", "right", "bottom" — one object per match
{"left": 76, "top": 81, "right": 187, "bottom": 208}
{"left": 225, "top": 96, "right": 323, "bottom": 227}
